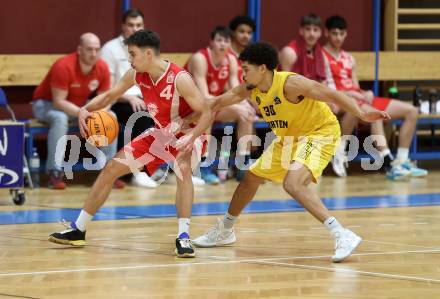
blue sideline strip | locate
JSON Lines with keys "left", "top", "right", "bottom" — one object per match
{"left": 1, "top": 193, "right": 440, "bottom": 225}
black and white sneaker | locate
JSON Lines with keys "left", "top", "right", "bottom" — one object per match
{"left": 175, "top": 233, "right": 195, "bottom": 258}
{"left": 48, "top": 221, "right": 86, "bottom": 247}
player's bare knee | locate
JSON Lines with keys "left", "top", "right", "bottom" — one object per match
{"left": 407, "top": 106, "right": 418, "bottom": 121}
{"left": 283, "top": 179, "right": 303, "bottom": 198}
{"left": 178, "top": 162, "right": 192, "bottom": 179}
{"left": 241, "top": 171, "right": 263, "bottom": 187}
{"left": 102, "top": 160, "right": 124, "bottom": 180}
{"left": 181, "top": 166, "right": 192, "bottom": 179}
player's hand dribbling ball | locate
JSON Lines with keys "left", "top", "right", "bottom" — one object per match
{"left": 85, "top": 111, "right": 119, "bottom": 147}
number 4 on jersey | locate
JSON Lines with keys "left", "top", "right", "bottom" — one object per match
{"left": 160, "top": 85, "right": 173, "bottom": 100}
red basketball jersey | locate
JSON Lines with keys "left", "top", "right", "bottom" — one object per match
{"left": 135, "top": 62, "right": 193, "bottom": 129}
{"left": 322, "top": 48, "right": 359, "bottom": 91}
{"left": 286, "top": 40, "right": 314, "bottom": 71}
{"left": 185, "top": 47, "right": 230, "bottom": 96}
{"left": 228, "top": 47, "right": 244, "bottom": 83}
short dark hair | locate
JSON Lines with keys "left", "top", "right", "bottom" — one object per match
{"left": 229, "top": 15, "right": 256, "bottom": 32}
{"left": 300, "top": 13, "right": 322, "bottom": 27}
{"left": 210, "top": 25, "right": 233, "bottom": 40}
{"left": 239, "top": 42, "right": 279, "bottom": 71}
{"left": 325, "top": 15, "right": 347, "bottom": 30}
{"left": 124, "top": 29, "right": 160, "bottom": 54}
{"left": 122, "top": 8, "right": 144, "bottom": 23}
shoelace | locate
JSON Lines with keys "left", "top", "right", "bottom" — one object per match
{"left": 334, "top": 231, "right": 353, "bottom": 250}
{"left": 205, "top": 219, "right": 224, "bottom": 241}
{"left": 179, "top": 238, "right": 193, "bottom": 248}
{"left": 58, "top": 219, "right": 75, "bottom": 234}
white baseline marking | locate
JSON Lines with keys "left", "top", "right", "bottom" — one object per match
{"left": 128, "top": 235, "right": 150, "bottom": 239}
{"left": 256, "top": 260, "right": 440, "bottom": 284}
{"left": 1, "top": 248, "right": 440, "bottom": 279}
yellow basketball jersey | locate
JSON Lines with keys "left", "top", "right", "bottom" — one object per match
{"left": 251, "top": 71, "right": 338, "bottom": 138}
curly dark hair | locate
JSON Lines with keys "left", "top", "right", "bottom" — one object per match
{"left": 229, "top": 15, "right": 256, "bottom": 32}
{"left": 124, "top": 29, "right": 160, "bottom": 54}
{"left": 325, "top": 15, "right": 347, "bottom": 30}
{"left": 239, "top": 42, "right": 279, "bottom": 70}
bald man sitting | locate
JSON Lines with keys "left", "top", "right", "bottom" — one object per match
{"left": 32, "top": 33, "right": 123, "bottom": 189}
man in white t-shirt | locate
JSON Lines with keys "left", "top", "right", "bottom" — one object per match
{"left": 101, "top": 9, "right": 158, "bottom": 188}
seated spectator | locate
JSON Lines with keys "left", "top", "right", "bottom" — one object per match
{"left": 32, "top": 33, "right": 124, "bottom": 189}
{"left": 228, "top": 15, "right": 256, "bottom": 83}
{"left": 322, "top": 15, "right": 427, "bottom": 180}
{"left": 228, "top": 15, "right": 258, "bottom": 180}
{"left": 279, "top": 13, "right": 326, "bottom": 82}
{"left": 185, "top": 26, "right": 256, "bottom": 184}
{"left": 101, "top": 8, "right": 157, "bottom": 188}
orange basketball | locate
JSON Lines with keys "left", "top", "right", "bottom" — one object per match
{"left": 86, "top": 111, "right": 119, "bottom": 147}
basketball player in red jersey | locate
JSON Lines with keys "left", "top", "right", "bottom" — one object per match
{"left": 323, "top": 15, "right": 427, "bottom": 179}
{"left": 48, "top": 30, "right": 213, "bottom": 258}
{"left": 279, "top": 13, "right": 326, "bottom": 82}
{"left": 185, "top": 26, "right": 256, "bottom": 184}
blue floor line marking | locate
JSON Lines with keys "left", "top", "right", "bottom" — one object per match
{"left": 1, "top": 193, "right": 440, "bottom": 225}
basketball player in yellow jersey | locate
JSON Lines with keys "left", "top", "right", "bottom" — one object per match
{"left": 193, "top": 43, "right": 390, "bottom": 262}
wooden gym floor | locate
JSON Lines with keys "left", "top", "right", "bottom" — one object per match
{"left": 1, "top": 170, "right": 440, "bottom": 298}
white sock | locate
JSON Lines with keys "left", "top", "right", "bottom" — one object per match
{"left": 324, "top": 216, "right": 343, "bottom": 235}
{"left": 396, "top": 147, "right": 409, "bottom": 164}
{"left": 379, "top": 148, "right": 391, "bottom": 158}
{"left": 75, "top": 210, "right": 93, "bottom": 232}
{"left": 178, "top": 218, "right": 190, "bottom": 238}
{"left": 337, "top": 139, "right": 348, "bottom": 155}
{"left": 223, "top": 212, "right": 237, "bottom": 230}
{"left": 238, "top": 150, "right": 250, "bottom": 156}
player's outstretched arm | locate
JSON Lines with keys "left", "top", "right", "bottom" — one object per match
{"left": 283, "top": 74, "right": 390, "bottom": 123}
{"left": 78, "top": 69, "right": 135, "bottom": 137}
{"left": 83, "top": 69, "right": 136, "bottom": 112}
{"left": 184, "top": 84, "right": 251, "bottom": 127}
{"left": 210, "top": 84, "right": 250, "bottom": 111}
{"left": 175, "top": 72, "right": 213, "bottom": 152}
